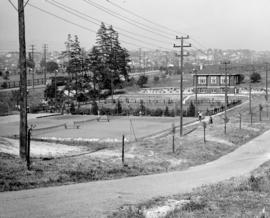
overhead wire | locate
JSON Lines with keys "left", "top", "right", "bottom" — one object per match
{"left": 100, "top": 0, "right": 210, "bottom": 51}
{"left": 47, "top": 0, "right": 172, "bottom": 49}
{"left": 27, "top": 3, "right": 167, "bottom": 51}
{"left": 103, "top": 0, "right": 186, "bottom": 36}
{"left": 82, "top": 0, "right": 173, "bottom": 40}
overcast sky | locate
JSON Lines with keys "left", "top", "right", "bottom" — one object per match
{"left": 1, "top": 0, "right": 270, "bottom": 52}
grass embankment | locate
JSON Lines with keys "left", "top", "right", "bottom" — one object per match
{"left": 110, "top": 160, "right": 270, "bottom": 218}
{"left": 0, "top": 151, "right": 172, "bottom": 192}
{"left": 109, "top": 95, "right": 270, "bottom": 218}
{"left": 1, "top": 95, "right": 270, "bottom": 192}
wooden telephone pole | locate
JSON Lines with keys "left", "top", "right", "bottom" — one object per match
{"left": 221, "top": 61, "right": 230, "bottom": 134}
{"left": 266, "top": 63, "right": 269, "bottom": 118}
{"left": 43, "top": 44, "right": 48, "bottom": 84}
{"left": 174, "top": 35, "right": 191, "bottom": 137}
{"left": 18, "top": 0, "right": 28, "bottom": 158}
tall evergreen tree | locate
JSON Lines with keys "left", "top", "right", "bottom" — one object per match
{"left": 89, "top": 23, "right": 131, "bottom": 92}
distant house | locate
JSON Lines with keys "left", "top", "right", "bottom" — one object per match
{"left": 193, "top": 73, "right": 241, "bottom": 94}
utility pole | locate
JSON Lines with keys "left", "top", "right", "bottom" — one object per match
{"left": 266, "top": 63, "right": 269, "bottom": 118}
{"left": 43, "top": 44, "right": 48, "bottom": 84}
{"left": 110, "top": 36, "right": 116, "bottom": 101}
{"left": 174, "top": 35, "right": 191, "bottom": 137}
{"left": 139, "top": 48, "right": 142, "bottom": 72}
{"left": 30, "top": 44, "right": 35, "bottom": 88}
{"left": 18, "top": 0, "right": 28, "bottom": 159}
{"left": 249, "top": 65, "right": 254, "bottom": 124}
{"left": 30, "top": 44, "right": 35, "bottom": 62}
{"left": 143, "top": 51, "right": 146, "bottom": 74}
{"left": 266, "top": 63, "right": 268, "bottom": 101}
{"left": 193, "top": 67, "right": 198, "bottom": 117}
{"left": 221, "top": 61, "right": 230, "bottom": 134}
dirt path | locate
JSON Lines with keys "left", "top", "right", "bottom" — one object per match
{"left": 1, "top": 128, "right": 270, "bottom": 218}
{"left": 0, "top": 137, "right": 87, "bottom": 157}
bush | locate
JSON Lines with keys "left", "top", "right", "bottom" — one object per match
{"left": 70, "top": 102, "right": 75, "bottom": 114}
{"left": 1, "top": 82, "right": 8, "bottom": 89}
{"left": 91, "top": 101, "right": 98, "bottom": 115}
{"left": 29, "top": 104, "right": 43, "bottom": 113}
{"left": 250, "top": 72, "right": 261, "bottom": 83}
{"left": 153, "top": 76, "right": 160, "bottom": 83}
{"left": 136, "top": 75, "right": 148, "bottom": 87}
{"left": 0, "top": 102, "right": 9, "bottom": 115}
{"left": 164, "top": 106, "right": 169, "bottom": 116}
{"left": 100, "top": 107, "right": 113, "bottom": 115}
{"left": 125, "top": 77, "right": 136, "bottom": 87}
{"left": 74, "top": 108, "right": 90, "bottom": 115}
{"left": 3, "top": 71, "right": 9, "bottom": 80}
{"left": 133, "top": 107, "right": 141, "bottom": 116}
{"left": 115, "top": 100, "right": 122, "bottom": 115}
{"left": 169, "top": 109, "right": 175, "bottom": 117}
{"left": 239, "top": 74, "right": 245, "bottom": 83}
{"left": 77, "top": 93, "right": 87, "bottom": 102}
{"left": 187, "top": 101, "right": 195, "bottom": 117}
{"left": 151, "top": 108, "right": 163, "bottom": 116}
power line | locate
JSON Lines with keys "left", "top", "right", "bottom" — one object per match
{"left": 50, "top": 0, "right": 170, "bottom": 46}
{"left": 82, "top": 0, "right": 173, "bottom": 40}
{"left": 28, "top": 3, "right": 97, "bottom": 33}
{"left": 101, "top": 0, "right": 210, "bottom": 50}
{"left": 28, "top": 3, "right": 169, "bottom": 51}
{"left": 47, "top": 0, "right": 171, "bottom": 49}
{"left": 103, "top": 0, "right": 186, "bottom": 36}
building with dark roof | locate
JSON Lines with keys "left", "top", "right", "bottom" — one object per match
{"left": 193, "top": 72, "right": 241, "bottom": 94}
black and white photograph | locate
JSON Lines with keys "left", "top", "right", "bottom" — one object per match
{"left": 1, "top": 0, "right": 270, "bottom": 217}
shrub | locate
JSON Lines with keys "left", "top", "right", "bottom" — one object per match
{"left": 29, "top": 104, "right": 43, "bottom": 113}
{"left": 91, "top": 101, "right": 98, "bottom": 115}
{"left": 136, "top": 75, "right": 148, "bottom": 87}
{"left": 70, "top": 102, "right": 75, "bottom": 114}
{"left": 187, "top": 101, "right": 195, "bottom": 117}
{"left": 169, "top": 109, "right": 175, "bottom": 117}
{"left": 164, "top": 106, "right": 169, "bottom": 116}
{"left": 1, "top": 82, "right": 8, "bottom": 89}
{"left": 3, "top": 71, "right": 9, "bottom": 80}
{"left": 151, "top": 108, "right": 163, "bottom": 116}
{"left": 77, "top": 93, "right": 87, "bottom": 102}
{"left": 250, "top": 72, "right": 261, "bottom": 83}
{"left": 133, "top": 107, "right": 141, "bottom": 116}
{"left": 248, "top": 175, "right": 262, "bottom": 192}
{"left": 239, "top": 74, "right": 245, "bottom": 83}
{"left": 74, "top": 108, "right": 90, "bottom": 115}
{"left": 0, "top": 102, "right": 9, "bottom": 115}
{"left": 125, "top": 77, "right": 136, "bottom": 87}
{"left": 115, "top": 100, "right": 122, "bottom": 115}
{"left": 153, "top": 76, "right": 160, "bottom": 83}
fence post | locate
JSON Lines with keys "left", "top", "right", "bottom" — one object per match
{"left": 172, "top": 123, "right": 175, "bottom": 153}
{"left": 239, "top": 112, "right": 242, "bottom": 129}
{"left": 202, "top": 121, "right": 207, "bottom": 143}
{"left": 259, "top": 104, "right": 263, "bottom": 121}
{"left": 122, "top": 134, "right": 125, "bottom": 165}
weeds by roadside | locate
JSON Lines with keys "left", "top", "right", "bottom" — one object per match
{"left": 110, "top": 161, "right": 270, "bottom": 218}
